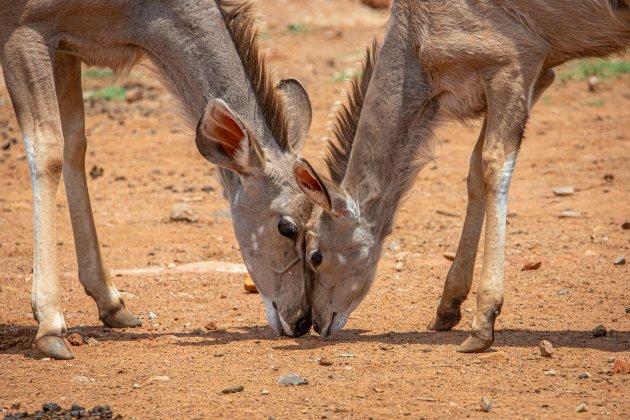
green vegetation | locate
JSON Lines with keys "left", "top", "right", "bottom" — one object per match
{"left": 86, "top": 86, "right": 127, "bottom": 101}
{"left": 585, "top": 99, "right": 605, "bottom": 107}
{"left": 332, "top": 70, "right": 363, "bottom": 83}
{"left": 541, "top": 95, "right": 552, "bottom": 105}
{"left": 286, "top": 22, "right": 309, "bottom": 34}
{"left": 84, "top": 68, "right": 114, "bottom": 79}
{"left": 558, "top": 58, "right": 630, "bottom": 81}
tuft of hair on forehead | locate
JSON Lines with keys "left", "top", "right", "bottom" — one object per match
{"left": 216, "top": 0, "right": 290, "bottom": 151}
{"left": 324, "top": 39, "right": 379, "bottom": 185}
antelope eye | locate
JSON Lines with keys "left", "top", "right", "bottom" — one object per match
{"left": 310, "top": 250, "right": 323, "bottom": 268}
{"left": 277, "top": 218, "right": 298, "bottom": 239}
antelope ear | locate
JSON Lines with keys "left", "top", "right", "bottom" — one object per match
{"left": 278, "top": 79, "right": 312, "bottom": 152}
{"left": 196, "top": 99, "right": 264, "bottom": 176}
{"left": 293, "top": 158, "right": 358, "bottom": 219}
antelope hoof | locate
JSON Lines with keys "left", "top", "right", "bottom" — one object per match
{"left": 427, "top": 308, "right": 461, "bottom": 331}
{"left": 101, "top": 307, "right": 142, "bottom": 328}
{"left": 456, "top": 334, "right": 493, "bottom": 353}
{"left": 34, "top": 336, "right": 74, "bottom": 360}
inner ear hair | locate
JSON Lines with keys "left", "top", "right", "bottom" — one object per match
{"left": 293, "top": 158, "right": 333, "bottom": 212}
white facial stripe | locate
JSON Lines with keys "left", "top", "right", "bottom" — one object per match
{"left": 257, "top": 225, "right": 265, "bottom": 235}
{"left": 336, "top": 253, "right": 347, "bottom": 265}
{"left": 232, "top": 189, "right": 241, "bottom": 206}
{"left": 251, "top": 233, "right": 258, "bottom": 251}
{"left": 261, "top": 295, "right": 282, "bottom": 336}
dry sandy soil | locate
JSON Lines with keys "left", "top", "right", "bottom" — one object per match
{"left": 1, "top": 0, "right": 629, "bottom": 418}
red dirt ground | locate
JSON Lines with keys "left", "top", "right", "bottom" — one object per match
{"left": 1, "top": 1, "right": 629, "bottom": 418}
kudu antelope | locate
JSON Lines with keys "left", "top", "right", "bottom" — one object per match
{"left": 0, "top": 0, "right": 315, "bottom": 359}
{"left": 294, "top": 0, "right": 630, "bottom": 352}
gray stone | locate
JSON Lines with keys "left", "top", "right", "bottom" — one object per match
{"left": 576, "top": 403, "right": 589, "bottom": 413}
{"left": 613, "top": 256, "right": 626, "bottom": 266}
{"left": 279, "top": 373, "right": 308, "bottom": 386}
{"left": 480, "top": 396, "right": 492, "bottom": 412}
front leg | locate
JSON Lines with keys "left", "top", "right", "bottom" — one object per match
{"left": 55, "top": 53, "right": 141, "bottom": 329}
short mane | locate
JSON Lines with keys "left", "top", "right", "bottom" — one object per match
{"left": 325, "top": 39, "right": 379, "bottom": 184}
{"left": 216, "top": 0, "right": 290, "bottom": 151}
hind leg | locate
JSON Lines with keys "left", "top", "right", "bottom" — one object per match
{"left": 54, "top": 53, "right": 141, "bottom": 328}
{"left": 2, "top": 30, "right": 73, "bottom": 359}
{"left": 428, "top": 119, "right": 487, "bottom": 331}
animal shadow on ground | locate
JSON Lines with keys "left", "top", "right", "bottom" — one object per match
{"left": 1, "top": 324, "right": 628, "bottom": 358}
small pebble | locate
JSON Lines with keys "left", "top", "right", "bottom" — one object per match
{"left": 443, "top": 252, "right": 456, "bottom": 262}
{"left": 613, "top": 359, "right": 630, "bottom": 374}
{"left": 558, "top": 290, "right": 569, "bottom": 296}
{"left": 222, "top": 385, "right": 244, "bottom": 394}
{"left": 544, "top": 370, "right": 557, "bottom": 377}
{"left": 148, "top": 375, "right": 170, "bottom": 382}
{"left": 205, "top": 321, "right": 218, "bottom": 331}
{"left": 480, "top": 396, "right": 492, "bottom": 412}
{"left": 243, "top": 274, "right": 258, "bottom": 293}
{"left": 613, "top": 256, "right": 626, "bottom": 266}
{"left": 552, "top": 186, "right": 575, "bottom": 196}
{"left": 125, "top": 87, "right": 143, "bottom": 103}
{"left": 42, "top": 403, "right": 61, "bottom": 412}
{"left": 260, "top": 389, "right": 270, "bottom": 395}
{"left": 578, "top": 372, "right": 592, "bottom": 379}
{"left": 279, "top": 373, "right": 308, "bottom": 386}
{"left": 592, "top": 324, "right": 607, "bottom": 337}
{"left": 388, "top": 241, "right": 401, "bottom": 251}
{"left": 625, "top": 307, "right": 630, "bottom": 314}
{"left": 576, "top": 403, "right": 589, "bottom": 413}
{"left": 317, "top": 357, "right": 333, "bottom": 366}
{"left": 86, "top": 337, "right": 99, "bottom": 346}
{"left": 72, "top": 376, "right": 95, "bottom": 383}
{"left": 394, "top": 261, "right": 404, "bottom": 272}
{"left": 67, "top": 332, "right": 83, "bottom": 346}
{"left": 148, "top": 312, "right": 157, "bottom": 320}
{"left": 339, "top": 353, "right": 354, "bottom": 358}
{"left": 132, "top": 383, "right": 141, "bottom": 389}
{"left": 538, "top": 340, "right": 554, "bottom": 357}
{"left": 522, "top": 261, "right": 542, "bottom": 271}
{"left": 559, "top": 210, "right": 582, "bottom": 219}
{"left": 622, "top": 221, "right": 630, "bottom": 230}
{"left": 169, "top": 203, "right": 198, "bottom": 223}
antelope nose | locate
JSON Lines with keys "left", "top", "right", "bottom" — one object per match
{"left": 293, "top": 314, "right": 312, "bottom": 337}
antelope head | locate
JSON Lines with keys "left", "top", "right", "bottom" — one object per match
{"left": 195, "top": 80, "right": 314, "bottom": 337}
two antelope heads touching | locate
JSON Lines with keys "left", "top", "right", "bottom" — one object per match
{"left": 4, "top": 0, "right": 629, "bottom": 359}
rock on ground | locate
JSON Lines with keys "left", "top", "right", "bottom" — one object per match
{"left": 538, "top": 340, "right": 553, "bottom": 357}
{"left": 279, "top": 373, "right": 308, "bottom": 386}
{"left": 169, "top": 203, "right": 198, "bottom": 223}
{"left": 480, "top": 396, "right": 492, "bottom": 412}
{"left": 592, "top": 324, "right": 607, "bottom": 337}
